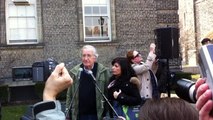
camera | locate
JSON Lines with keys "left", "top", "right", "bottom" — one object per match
{"left": 32, "top": 58, "right": 58, "bottom": 82}
{"left": 175, "top": 79, "right": 196, "bottom": 103}
{"left": 174, "top": 45, "right": 213, "bottom": 103}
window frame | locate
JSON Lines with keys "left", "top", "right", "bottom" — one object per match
{"left": 5, "top": 0, "right": 38, "bottom": 45}
{"left": 82, "top": 0, "right": 111, "bottom": 42}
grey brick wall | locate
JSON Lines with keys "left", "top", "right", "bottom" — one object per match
{"left": 156, "top": 0, "right": 178, "bottom": 26}
{"left": 0, "top": 0, "right": 179, "bottom": 80}
{"left": 115, "top": 0, "right": 157, "bottom": 57}
{"left": 156, "top": 0, "right": 178, "bottom": 10}
{"left": 195, "top": 0, "right": 213, "bottom": 41}
{"left": 41, "top": 0, "right": 80, "bottom": 64}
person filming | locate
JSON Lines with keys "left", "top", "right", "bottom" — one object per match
{"left": 32, "top": 63, "right": 73, "bottom": 120}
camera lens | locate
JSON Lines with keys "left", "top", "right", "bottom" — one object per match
{"left": 175, "top": 79, "right": 196, "bottom": 103}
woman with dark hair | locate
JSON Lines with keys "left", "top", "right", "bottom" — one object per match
{"left": 107, "top": 57, "right": 142, "bottom": 119}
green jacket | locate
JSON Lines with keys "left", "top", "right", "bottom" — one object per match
{"left": 66, "top": 63, "right": 110, "bottom": 120}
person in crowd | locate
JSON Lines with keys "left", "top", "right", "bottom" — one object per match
{"left": 33, "top": 60, "right": 201, "bottom": 120}
{"left": 201, "top": 38, "right": 212, "bottom": 45}
{"left": 32, "top": 63, "right": 125, "bottom": 120}
{"left": 195, "top": 78, "right": 213, "bottom": 120}
{"left": 107, "top": 57, "right": 142, "bottom": 119}
{"left": 155, "top": 58, "right": 168, "bottom": 94}
{"left": 33, "top": 63, "right": 73, "bottom": 120}
{"left": 66, "top": 45, "right": 110, "bottom": 120}
{"left": 126, "top": 43, "right": 159, "bottom": 99}
{"left": 139, "top": 97, "right": 199, "bottom": 120}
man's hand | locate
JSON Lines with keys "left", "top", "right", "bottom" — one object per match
{"left": 150, "top": 43, "right": 156, "bottom": 53}
{"left": 43, "top": 63, "right": 73, "bottom": 101}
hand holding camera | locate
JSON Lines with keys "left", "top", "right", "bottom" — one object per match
{"left": 198, "top": 44, "right": 213, "bottom": 97}
{"left": 195, "top": 44, "right": 213, "bottom": 120}
{"left": 43, "top": 63, "right": 73, "bottom": 101}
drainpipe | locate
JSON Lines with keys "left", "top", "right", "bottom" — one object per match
{"left": 40, "top": 0, "right": 44, "bottom": 44}
{"left": 193, "top": 0, "right": 199, "bottom": 64}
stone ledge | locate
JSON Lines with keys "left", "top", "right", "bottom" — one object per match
{"left": 182, "top": 66, "right": 200, "bottom": 74}
{"left": 8, "top": 80, "right": 35, "bottom": 87}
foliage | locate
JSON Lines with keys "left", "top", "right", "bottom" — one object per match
{"left": 0, "top": 85, "right": 9, "bottom": 104}
{"left": 175, "top": 72, "right": 192, "bottom": 80}
{"left": 1, "top": 104, "right": 28, "bottom": 120}
{"left": 191, "top": 74, "right": 200, "bottom": 81}
{"left": 34, "top": 82, "right": 45, "bottom": 100}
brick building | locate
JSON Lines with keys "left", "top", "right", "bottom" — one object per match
{"left": 0, "top": 0, "right": 179, "bottom": 83}
{"left": 179, "top": 0, "right": 213, "bottom": 67}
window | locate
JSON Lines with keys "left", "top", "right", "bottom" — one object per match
{"left": 12, "top": 0, "right": 29, "bottom": 3}
{"left": 6, "top": 0, "right": 37, "bottom": 45}
{"left": 82, "top": 0, "right": 111, "bottom": 42}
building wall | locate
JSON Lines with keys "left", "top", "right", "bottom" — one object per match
{"left": 179, "top": 0, "right": 213, "bottom": 67}
{"left": 195, "top": 0, "right": 213, "bottom": 41}
{"left": 0, "top": 0, "right": 179, "bottom": 81}
{"left": 178, "top": 0, "right": 197, "bottom": 66}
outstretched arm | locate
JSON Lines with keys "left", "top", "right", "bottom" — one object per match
{"left": 33, "top": 63, "right": 73, "bottom": 120}
{"left": 43, "top": 63, "right": 73, "bottom": 100}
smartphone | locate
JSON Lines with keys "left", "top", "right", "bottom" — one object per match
{"left": 198, "top": 44, "right": 213, "bottom": 97}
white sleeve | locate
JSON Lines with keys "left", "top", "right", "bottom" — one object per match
{"left": 132, "top": 63, "right": 150, "bottom": 75}
{"left": 145, "top": 51, "right": 157, "bottom": 68}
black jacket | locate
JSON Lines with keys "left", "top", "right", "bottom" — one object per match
{"left": 108, "top": 78, "right": 142, "bottom": 106}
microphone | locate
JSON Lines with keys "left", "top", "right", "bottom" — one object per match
{"left": 87, "top": 70, "right": 96, "bottom": 81}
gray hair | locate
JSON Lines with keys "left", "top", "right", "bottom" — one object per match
{"left": 81, "top": 45, "right": 99, "bottom": 58}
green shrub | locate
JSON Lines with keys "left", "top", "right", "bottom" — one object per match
{"left": 34, "top": 82, "right": 45, "bottom": 99}
{"left": 2, "top": 104, "right": 28, "bottom": 120}
{"left": 0, "top": 85, "right": 9, "bottom": 104}
{"left": 175, "top": 72, "right": 192, "bottom": 80}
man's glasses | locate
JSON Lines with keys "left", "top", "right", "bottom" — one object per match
{"left": 82, "top": 54, "right": 94, "bottom": 58}
{"left": 134, "top": 54, "right": 141, "bottom": 58}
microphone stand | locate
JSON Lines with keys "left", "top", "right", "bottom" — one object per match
{"left": 88, "top": 71, "right": 121, "bottom": 119}
{"left": 65, "top": 82, "right": 80, "bottom": 118}
{"left": 65, "top": 68, "right": 83, "bottom": 118}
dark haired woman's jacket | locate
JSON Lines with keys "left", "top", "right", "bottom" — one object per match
{"left": 108, "top": 78, "right": 142, "bottom": 106}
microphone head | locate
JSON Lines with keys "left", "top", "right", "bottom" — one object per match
{"left": 79, "top": 68, "right": 83, "bottom": 72}
{"left": 88, "top": 70, "right": 93, "bottom": 75}
{"left": 87, "top": 70, "right": 96, "bottom": 81}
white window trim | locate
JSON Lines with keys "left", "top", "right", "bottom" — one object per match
{"left": 12, "top": 0, "right": 29, "bottom": 3}
{"left": 5, "top": 0, "right": 38, "bottom": 45}
{"left": 82, "top": 0, "right": 111, "bottom": 42}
